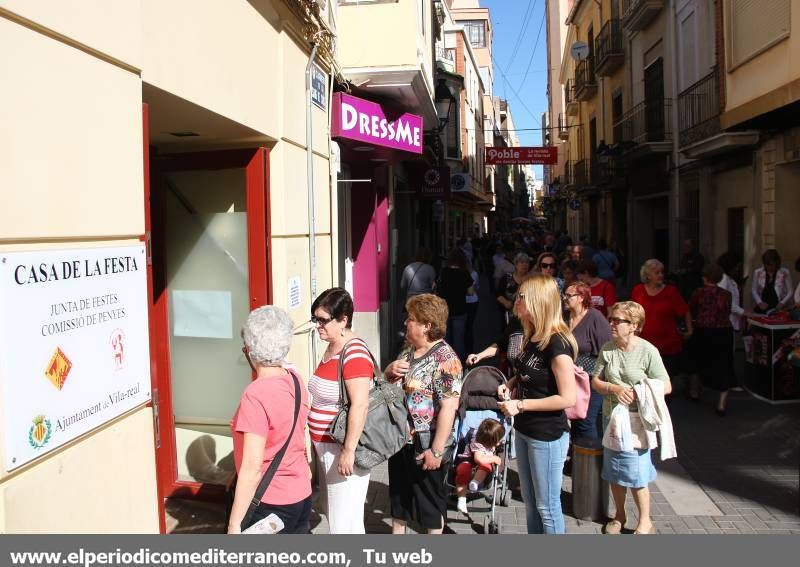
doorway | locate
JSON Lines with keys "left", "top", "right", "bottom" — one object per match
{"left": 147, "top": 149, "right": 270, "bottom": 528}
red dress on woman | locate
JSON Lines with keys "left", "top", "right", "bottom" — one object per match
{"left": 630, "top": 284, "right": 688, "bottom": 356}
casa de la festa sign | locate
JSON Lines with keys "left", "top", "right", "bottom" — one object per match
{"left": 0, "top": 244, "right": 151, "bottom": 471}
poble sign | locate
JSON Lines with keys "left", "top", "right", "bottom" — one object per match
{"left": 485, "top": 146, "right": 558, "bottom": 165}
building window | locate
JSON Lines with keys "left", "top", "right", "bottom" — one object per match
{"left": 612, "top": 90, "right": 623, "bottom": 143}
{"left": 728, "top": 0, "right": 790, "bottom": 69}
{"left": 445, "top": 98, "right": 460, "bottom": 159}
{"left": 462, "top": 20, "right": 486, "bottom": 47}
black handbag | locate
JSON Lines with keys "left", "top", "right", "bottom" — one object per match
{"left": 329, "top": 340, "right": 409, "bottom": 470}
{"left": 226, "top": 371, "right": 302, "bottom": 532}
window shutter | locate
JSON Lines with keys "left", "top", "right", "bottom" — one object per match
{"left": 730, "top": 0, "right": 790, "bottom": 68}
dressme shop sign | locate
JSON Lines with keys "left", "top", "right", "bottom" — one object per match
{"left": 0, "top": 244, "right": 151, "bottom": 471}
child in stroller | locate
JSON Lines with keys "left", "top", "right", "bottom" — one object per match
{"left": 455, "top": 418, "right": 505, "bottom": 514}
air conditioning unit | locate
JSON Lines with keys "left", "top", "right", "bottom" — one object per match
{"left": 451, "top": 173, "right": 470, "bottom": 192}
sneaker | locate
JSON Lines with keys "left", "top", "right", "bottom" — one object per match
{"left": 468, "top": 480, "right": 480, "bottom": 493}
{"left": 457, "top": 497, "right": 468, "bottom": 515}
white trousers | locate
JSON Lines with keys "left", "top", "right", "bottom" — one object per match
{"left": 313, "top": 441, "right": 371, "bottom": 534}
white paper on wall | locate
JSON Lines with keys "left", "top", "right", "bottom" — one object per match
{"left": 172, "top": 290, "right": 233, "bottom": 339}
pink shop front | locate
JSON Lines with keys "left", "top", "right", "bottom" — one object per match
{"left": 331, "top": 92, "right": 429, "bottom": 364}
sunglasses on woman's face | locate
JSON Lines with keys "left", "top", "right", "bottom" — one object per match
{"left": 608, "top": 317, "right": 631, "bottom": 326}
{"left": 540, "top": 262, "right": 556, "bottom": 269}
{"left": 311, "top": 315, "right": 333, "bottom": 326}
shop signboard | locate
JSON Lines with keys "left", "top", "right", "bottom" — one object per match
{"left": 331, "top": 93, "right": 423, "bottom": 154}
{"left": 0, "top": 244, "right": 151, "bottom": 471}
{"left": 485, "top": 146, "right": 558, "bottom": 165}
{"left": 414, "top": 166, "right": 451, "bottom": 200}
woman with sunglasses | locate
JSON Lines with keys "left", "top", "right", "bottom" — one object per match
{"left": 496, "top": 276, "right": 578, "bottom": 534}
{"left": 535, "top": 252, "right": 565, "bottom": 292}
{"left": 307, "top": 288, "right": 376, "bottom": 533}
{"left": 592, "top": 301, "right": 673, "bottom": 535}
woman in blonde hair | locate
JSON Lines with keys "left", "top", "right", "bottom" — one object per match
{"left": 497, "top": 275, "right": 577, "bottom": 534}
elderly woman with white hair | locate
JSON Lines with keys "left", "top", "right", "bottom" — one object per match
{"left": 631, "top": 259, "right": 693, "bottom": 379}
{"left": 228, "top": 306, "right": 310, "bottom": 534}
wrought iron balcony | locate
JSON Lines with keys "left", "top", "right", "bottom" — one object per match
{"left": 615, "top": 98, "right": 673, "bottom": 147}
{"left": 565, "top": 79, "right": 579, "bottom": 116}
{"left": 592, "top": 156, "right": 625, "bottom": 186}
{"left": 595, "top": 19, "right": 625, "bottom": 76}
{"left": 558, "top": 113, "right": 569, "bottom": 140}
{"left": 574, "top": 57, "right": 597, "bottom": 101}
{"left": 563, "top": 160, "right": 576, "bottom": 188}
{"left": 573, "top": 159, "right": 590, "bottom": 188}
{"left": 621, "top": 0, "right": 664, "bottom": 32}
{"left": 678, "top": 67, "right": 721, "bottom": 148}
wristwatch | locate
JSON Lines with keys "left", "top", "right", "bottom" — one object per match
{"left": 516, "top": 399, "right": 525, "bottom": 413}
{"left": 431, "top": 448, "right": 444, "bottom": 459}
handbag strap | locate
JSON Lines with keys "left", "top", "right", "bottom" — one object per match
{"left": 336, "top": 338, "right": 381, "bottom": 408}
{"left": 240, "top": 370, "right": 302, "bottom": 530}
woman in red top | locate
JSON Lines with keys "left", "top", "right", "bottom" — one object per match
{"left": 576, "top": 260, "right": 617, "bottom": 317}
{"left": 688, "top": 264, "right": 733, "bottom": 416}
{"left": 630, "top": 259, "right": 693, "bottom": 377}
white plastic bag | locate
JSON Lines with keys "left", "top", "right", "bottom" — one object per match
{"left": 242, "top": 513, "right": 284, "bottom": 534}
{"left": 602, "top": 404, "right": 633, "bottom": 452}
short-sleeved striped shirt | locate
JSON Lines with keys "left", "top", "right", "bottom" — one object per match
{"left": 307, "top": 338, "right": 374, "bottom": 443}
{"left": 592, "top": 338, "right": 669, "bottom": 416}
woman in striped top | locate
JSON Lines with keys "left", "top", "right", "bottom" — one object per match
{"left": 307, "top": 288, "right": 375, "bottom": 534}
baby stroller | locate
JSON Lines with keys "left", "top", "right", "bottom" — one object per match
{"left": 453, "top": 365, "right": 514, "bottom": 534}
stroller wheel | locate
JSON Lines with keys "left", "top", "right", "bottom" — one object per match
{"left": 501, "top": 490, "right": 512, "bottom": 507}
{"left": 483, "top": 515, "right": 500, "bottom": 534}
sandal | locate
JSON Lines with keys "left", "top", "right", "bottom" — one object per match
{"left": 633, "top": 525, "right": 656, "bottom": 534}
{"left": 603, "top": 519, "right": 625, "bottom": 534}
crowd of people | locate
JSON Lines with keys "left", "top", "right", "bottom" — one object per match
{"left": 225, "top": 226, "right": 800, "bottom": 536}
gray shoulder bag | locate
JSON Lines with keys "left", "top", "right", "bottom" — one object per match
{"left": 328, "top": 340, "right": 409, "bottom": 470}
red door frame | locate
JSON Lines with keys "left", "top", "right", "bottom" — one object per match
{"left": 143, "top": 139, "right": 271, "bottom": 520}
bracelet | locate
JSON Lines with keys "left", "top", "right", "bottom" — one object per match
{"left": 606, "top": 382, "right": 612, "bottom": 395}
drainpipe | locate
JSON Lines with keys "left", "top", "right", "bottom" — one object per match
{"left": 306, "top": 42, "right": 320, "bottom": 368}
{"left": 669, "top": 0, "right": 681, "bottom": 269}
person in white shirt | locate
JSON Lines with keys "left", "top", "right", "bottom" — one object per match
{"left": 750, "top": 249, "right": 794, "bottom": 314}
{"left": 717, "top": 252, "right": 745, "bottom": 331}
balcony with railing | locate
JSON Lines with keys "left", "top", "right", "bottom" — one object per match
{"left": 574, "top": 57, "right": 597, "bottom": 101}
{"left": 621, "top": 0, "right": 664, "bottom": 32}
{"left": 595, "top": 20, "right": 625, "bottom": 76}
{"left": 678, "top": 67, "right": 720, "bottom": 148}
{"left": 563, "top": 160, "right": 576, "bottom": 188}
{"left": 558, "top": 113, "right": 569, "bottom": 140}
{"left": 615, "top": 98, "right": 673, "bottom": 154}
{"left": 565, "top": 79, "right": 579, "bottom": 116}
{"left": 436, "top": 45, "right": 455, "bottom": 73}
{"left": 592, "top": 156, "right": 625, "bottom": 187}
{"left": 573, "top": 159, "right": 590, "bottom": 188}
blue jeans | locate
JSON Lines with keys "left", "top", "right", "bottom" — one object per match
{"left": 515, "top": 429, "right": 569, "bottom": 534}
{"left": 445, "top": 314, "right": 467, "bottom": 360}
{"left": 570, "top": 388, "right": 604, "bottom": 440}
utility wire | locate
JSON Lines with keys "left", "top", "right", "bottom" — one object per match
{"left": 506, "top": 0, "right": 536, "bottom": 69}
{"left": 516, "top": 5, "right": 546, "bottom": 92}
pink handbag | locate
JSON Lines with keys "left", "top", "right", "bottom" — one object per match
{"left": 565, "top": 365, "right": 591, "bottom": 421}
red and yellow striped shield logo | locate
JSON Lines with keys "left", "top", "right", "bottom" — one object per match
{"left": 44, "top": 347, "right": 72, "bottom": 390}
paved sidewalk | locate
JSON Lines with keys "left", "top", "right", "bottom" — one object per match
{"left": 309, "top": 390, "right": 800, "bottom": 534}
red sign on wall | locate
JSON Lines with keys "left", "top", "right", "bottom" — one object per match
{"left": 414, "top": 166, "right": 451, "bottom": 200}
{"left": 485, "top": 146, "right": 558, "bottom": 165}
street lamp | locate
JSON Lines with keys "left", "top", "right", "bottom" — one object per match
{"left": 434, "top": 78, "right": 456, "bottom": 132}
